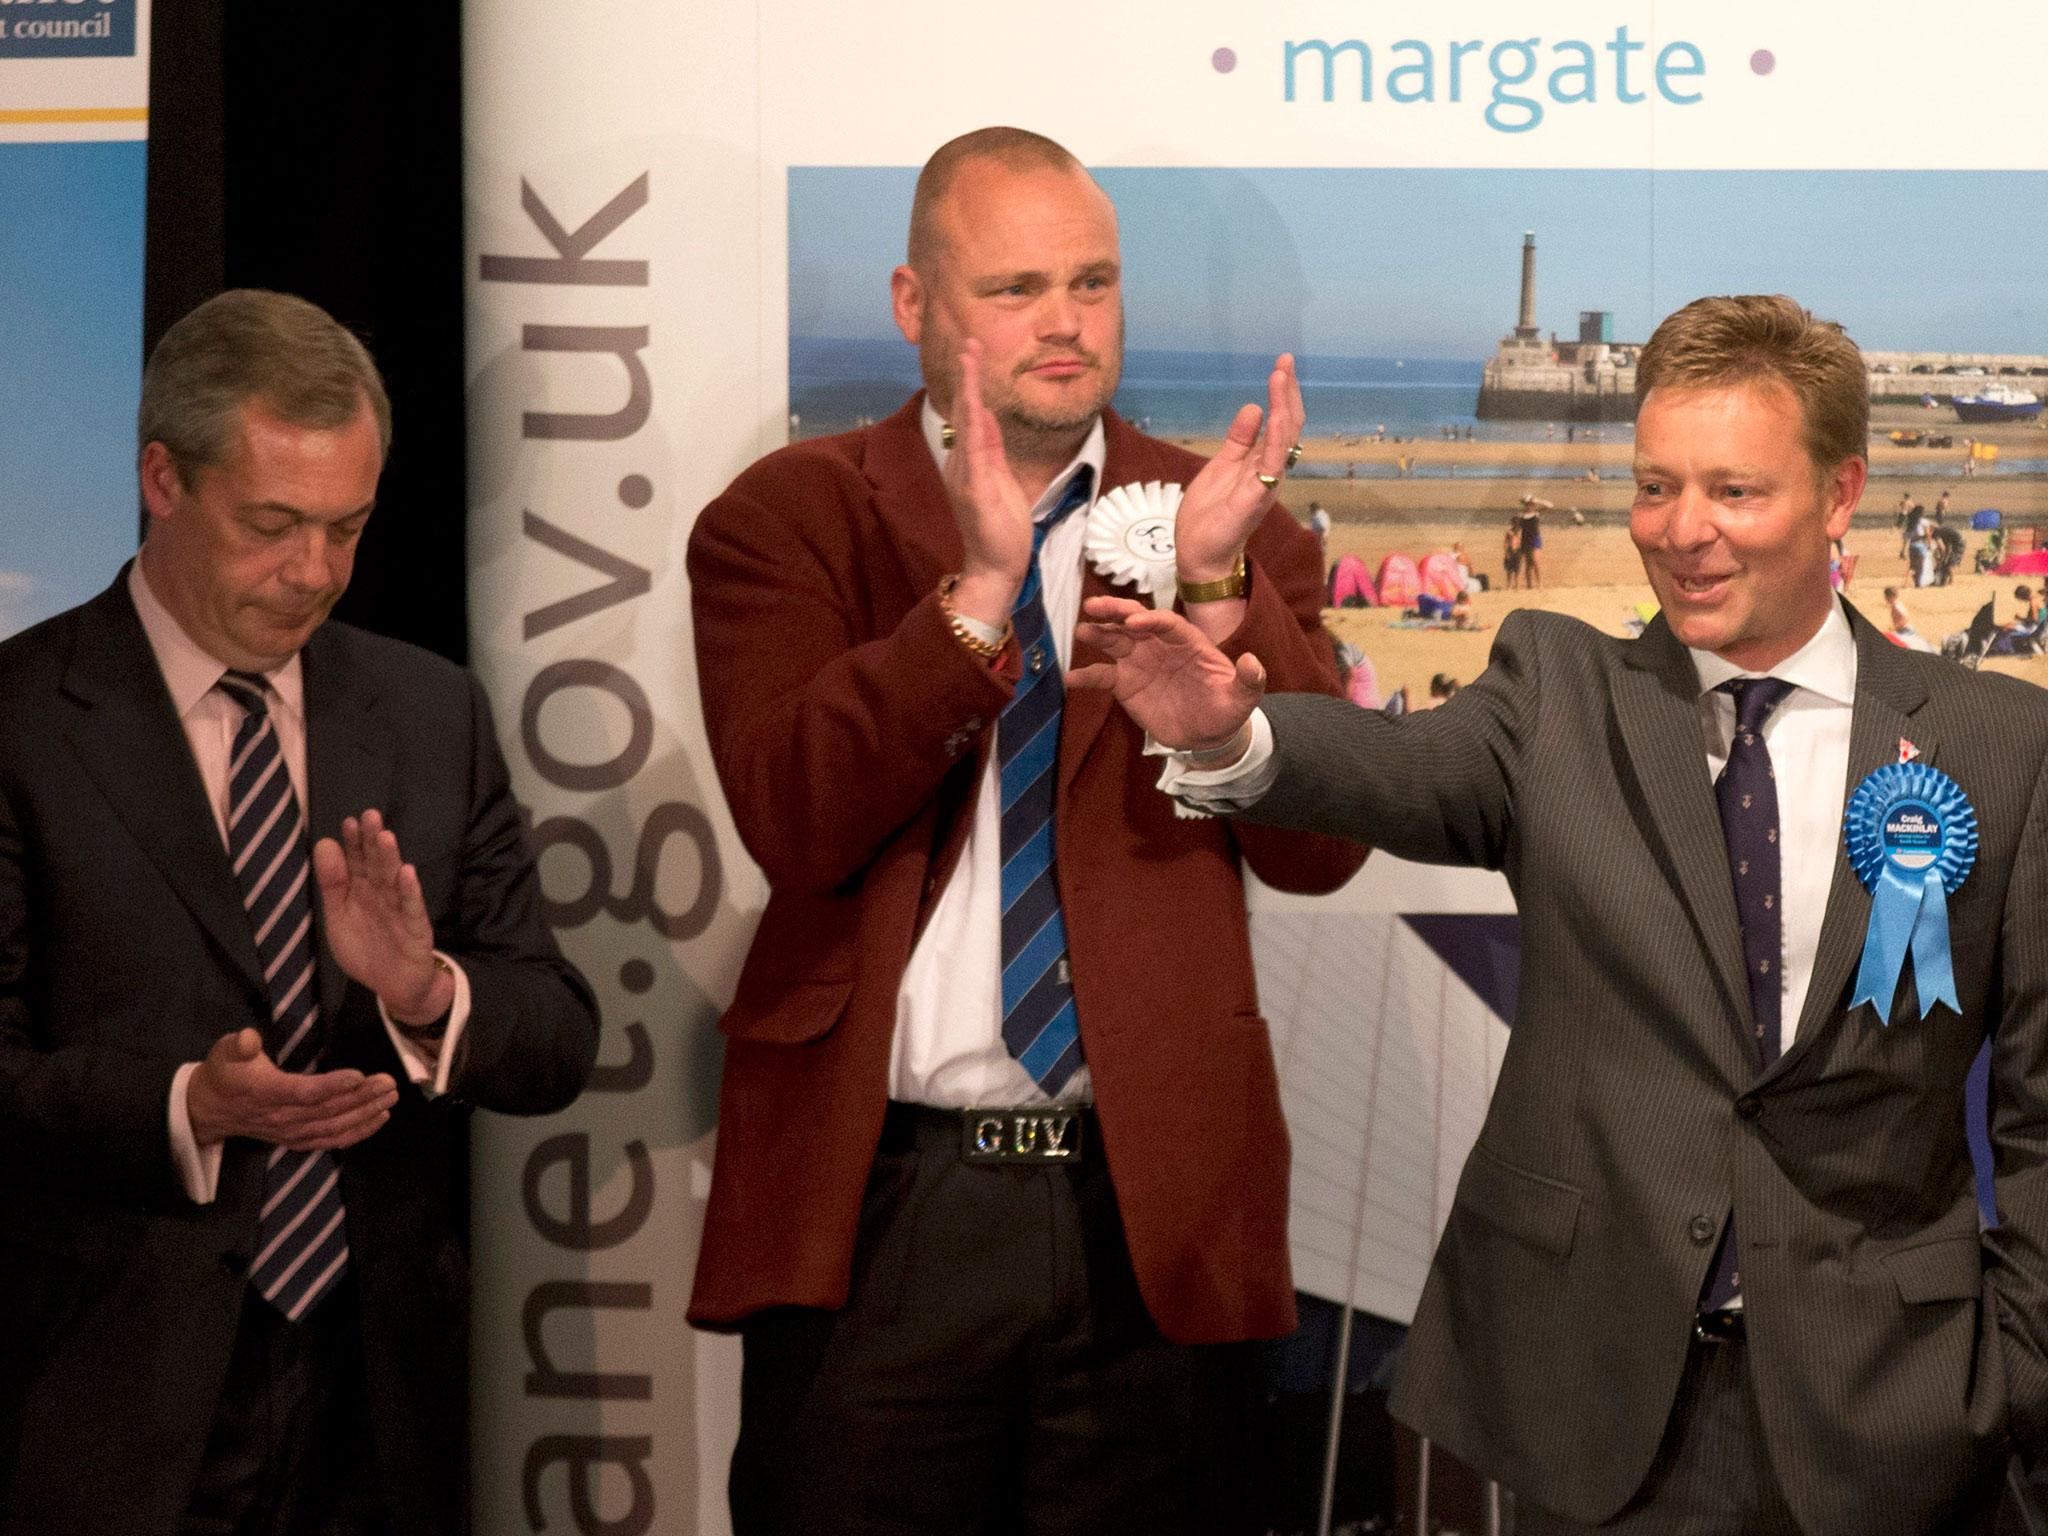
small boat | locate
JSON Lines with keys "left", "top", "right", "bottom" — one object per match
{"left": 1953, "top": 385, "right": 2044, "bottom": 424}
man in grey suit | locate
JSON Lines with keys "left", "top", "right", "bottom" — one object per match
{"left": 1069, "top": 295, "right": 2048, "bottom": 1535}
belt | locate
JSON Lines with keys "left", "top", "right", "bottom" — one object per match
{"left": 1693, "top": 1308, "right": 1746, "bottom": 1345}
{"left": 879, "top": 1101, "right": 1095, "bottom": 1164}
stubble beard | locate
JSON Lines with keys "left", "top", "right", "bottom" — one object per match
{"left": 921, "top": 309, "right": 1125, "bottom": 466}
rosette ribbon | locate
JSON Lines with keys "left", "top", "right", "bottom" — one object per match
{"left": 1842, "top": 762, "right": 1977, "bottom": 1021}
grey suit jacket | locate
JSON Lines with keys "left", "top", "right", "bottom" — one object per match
{"left": 1250, "top": 602, "right": 2048, "bottom": 1534}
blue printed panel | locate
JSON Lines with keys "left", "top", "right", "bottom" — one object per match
{"left": 0, "top": 140, "right": 146, "bottom": 639}
{"left": 0, "top": 0, "right": 136, "bottom": 58}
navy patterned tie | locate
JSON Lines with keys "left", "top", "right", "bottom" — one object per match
{"left": 218, "top": 670, "right": 350, "bottom": 1320}
{"left": 1701, "top": 676, "right": 1793, "bottom": 1310}
{"left": 998, "top": 466, "right": 1094, "bottom": 1097}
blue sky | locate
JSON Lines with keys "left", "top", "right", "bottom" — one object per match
{"left": 790, "top": 167, "right": 2048, "bottom": 362}
{"left": 0, "top": 140, "right": 146, "bottom": 638}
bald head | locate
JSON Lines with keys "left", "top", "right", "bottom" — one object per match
{"left": 889, "top": 128, "right": 1123, "bottom": 482}
{"left": 907, "top": 127, "right": 1090, "bottom": 277}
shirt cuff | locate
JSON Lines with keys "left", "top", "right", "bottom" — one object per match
{"left": 169, "top": 1060, "right": 225, "bottom": 1205}
{"left": 954, "top": 610, "right": 1005, "bottom": 648}
{"left": 1151, "top": 707, "right": 1280, "bottom": 814}
{"left": 378, "top": 951, "right": 472, "bottom": 1099}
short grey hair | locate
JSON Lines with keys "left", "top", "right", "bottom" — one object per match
{"left": 139, "top": 289, "right": 392, "bottom": 476}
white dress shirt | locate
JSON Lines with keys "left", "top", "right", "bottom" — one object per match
{"left": 128, "top": 562, "right": 472, "bottom": 1203}
{"left": 887, "top": 402, "right": 1106, "bottom": 1107}
{"left": 1165, "top": 599, "right": 1861, "bottom": 1060}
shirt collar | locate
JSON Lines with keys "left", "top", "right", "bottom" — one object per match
{"left": 919, "top": 396, "right": 1106, "bottom": 522}
{"left": 1689, "top": 595, "right": 1857, "bottom": 707}
{"left": 127, "top": 558, "right": 306, "bottom": 722}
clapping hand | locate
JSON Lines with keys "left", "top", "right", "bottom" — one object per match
{"left": 941, "top": 340, "right": 1034, "bottom": 629}
{"left": 186, "top": 1028, "right": 396, "bottom": 1150}
{"left": 1174, "top": 353, "right": 1306, "bottom": 587}
{"left": 311, "top": 808, "right": 452, "bottom": 1028}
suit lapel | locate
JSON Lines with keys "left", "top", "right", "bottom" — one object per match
{"left": 1614, "top": 615, "right": 1754, "bottom": 1046}
{"left": 302, "top": 629, "right": 393, "bottom": 1027}
{"left": 60, "top": 576, "right": 268, "bottom": 1001}
{"left": 1769, "top": 610, "right": 1933, "bottom": 1077}
{"left": 864, "top": 392, "right": 965, "bottom": 597}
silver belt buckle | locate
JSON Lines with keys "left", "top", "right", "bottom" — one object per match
{"left": 962, "top": 1109, "right": 1083, "bottom": 1163}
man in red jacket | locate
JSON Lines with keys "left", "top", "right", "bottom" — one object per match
{"left": 687, "top": 126, "right": 1365, "bottom": 1535}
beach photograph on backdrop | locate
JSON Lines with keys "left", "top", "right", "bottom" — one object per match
{"left": 787, "top": 160, "right": 2048, "bottom": 1526}
{"left": 790, "top": 166, "right": 2048, "bottom": 712}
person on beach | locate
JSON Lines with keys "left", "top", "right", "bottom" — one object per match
{"left": 1502, "top": 518, "right": 1522, "bottom": 590}
{"left": 1517, "top": 495, "right": 1546, "bottom": 587}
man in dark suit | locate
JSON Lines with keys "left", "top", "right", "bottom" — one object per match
{"left": 686, "top": 127, "right": 1364, "bottom": 1532}
{"left": 0, "top": 289, "right": 599, "bottom": 1536}
{"left": 1072, "top": 294, "right": 2048, "bottom": 1535}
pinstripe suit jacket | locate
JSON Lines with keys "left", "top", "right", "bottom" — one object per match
{"left": 1250, "top": 601, "right": 2048, "bottom": 1534}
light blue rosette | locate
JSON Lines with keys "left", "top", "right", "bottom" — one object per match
{"left": 1843, "top": 762, "right": 1977, "bottom": 1021}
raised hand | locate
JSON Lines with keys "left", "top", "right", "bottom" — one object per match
{"left": 942, "top": 339, "right": 1035, "bottom": 628}
{"left": 1068, "top": 595, "right": 1266, "bottom": 753}
{"left": 1174, "top": 353, "right": 1306, "bottom": 585}
{"left": 311, "top": 808, "right": 452, "bottom": 1026}
{"left": 186, "top": 1027, "right": 397, "bottom": 1150}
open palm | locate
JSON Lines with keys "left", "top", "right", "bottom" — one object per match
{"left": 1069, "top": 597, "right": 1266, "bottom": 750}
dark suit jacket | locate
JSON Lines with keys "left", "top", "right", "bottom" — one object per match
{"left": 684, "top": 397, "right": 1367, "bottom": 1344}
{"left": 0, "top": 573, "right": 599, "bottom": 1536}
{"left": 1247, "top": 603, "right": 2048, "bottom": 1534}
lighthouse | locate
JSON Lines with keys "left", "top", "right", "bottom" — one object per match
{"left": 1515, "top": 230, "right": 1540, "bottom": 342}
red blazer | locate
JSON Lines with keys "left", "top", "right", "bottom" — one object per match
{"left": 686, "top": 397, "right": 1366, "bottom": 1344}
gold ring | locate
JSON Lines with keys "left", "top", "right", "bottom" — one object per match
{"left": 1285, "top": 443, "right": 1303, "bottom": 468}
{"left": 940, "top": 423, "right": 957, "bottom": 449}
{"left": 1256, "top": 472, "right": 1280, "bottom": 489}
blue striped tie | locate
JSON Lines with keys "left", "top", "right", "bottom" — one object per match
{"left": 218, "top": 670, "right": 350, "bottom": 1321}
{"left": 998, "top": 466, "right": 1093, "bottom": 1097}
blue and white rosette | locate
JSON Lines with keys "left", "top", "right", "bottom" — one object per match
{"left": 1843, "top": 762, "right": 1977, "bottom": 1021}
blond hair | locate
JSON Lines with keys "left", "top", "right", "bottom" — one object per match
{"left": 1636, "top": 294, "right": 1867, "bottom": 470}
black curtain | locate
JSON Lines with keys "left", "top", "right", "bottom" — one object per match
{"left": 145, "top": 0, "right": 469, "bottom": 664}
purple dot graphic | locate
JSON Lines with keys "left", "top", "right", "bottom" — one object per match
{"left": 620, "top": 958, "right": 655, "bottom": 994}
{"left": 1750, "top": 49, "right": 1775, "bottom": 76}
{"left": 618, "top": 473, "right": 653, "bottom": 508}
{"left": 1212, "top": 47, "right": 1237, "bottom": 74}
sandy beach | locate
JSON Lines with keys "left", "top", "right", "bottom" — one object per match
{"left": 1306, "top": 520, "right": 2048, "bottom": 702}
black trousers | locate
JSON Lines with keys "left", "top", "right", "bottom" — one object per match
{"left": 730, "top": 1105, "right": 1253, "bottom": 1536}
{"left": 1516, "top": 1332, "right": 1998, "bottom": 1536}
{"left": 180, "top": 1280, "right": 385, "bottom": 1536}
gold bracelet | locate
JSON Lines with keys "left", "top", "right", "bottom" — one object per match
{"left": 937, "top": 574, "right": 1009, "bottom": 661}
{"left": 1176, "top": 554, "right": 1249, "bottom": 605}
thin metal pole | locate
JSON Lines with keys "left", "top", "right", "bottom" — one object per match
{"left": 1486, "top": 1477, "right": 1503, "bottom": 1536}
{"left": 1416, "top": 1435, "right": 1432, "bottom": 1536}
{"left": 1313, "top": 1303, "right": 1357, "bottom": 1536}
